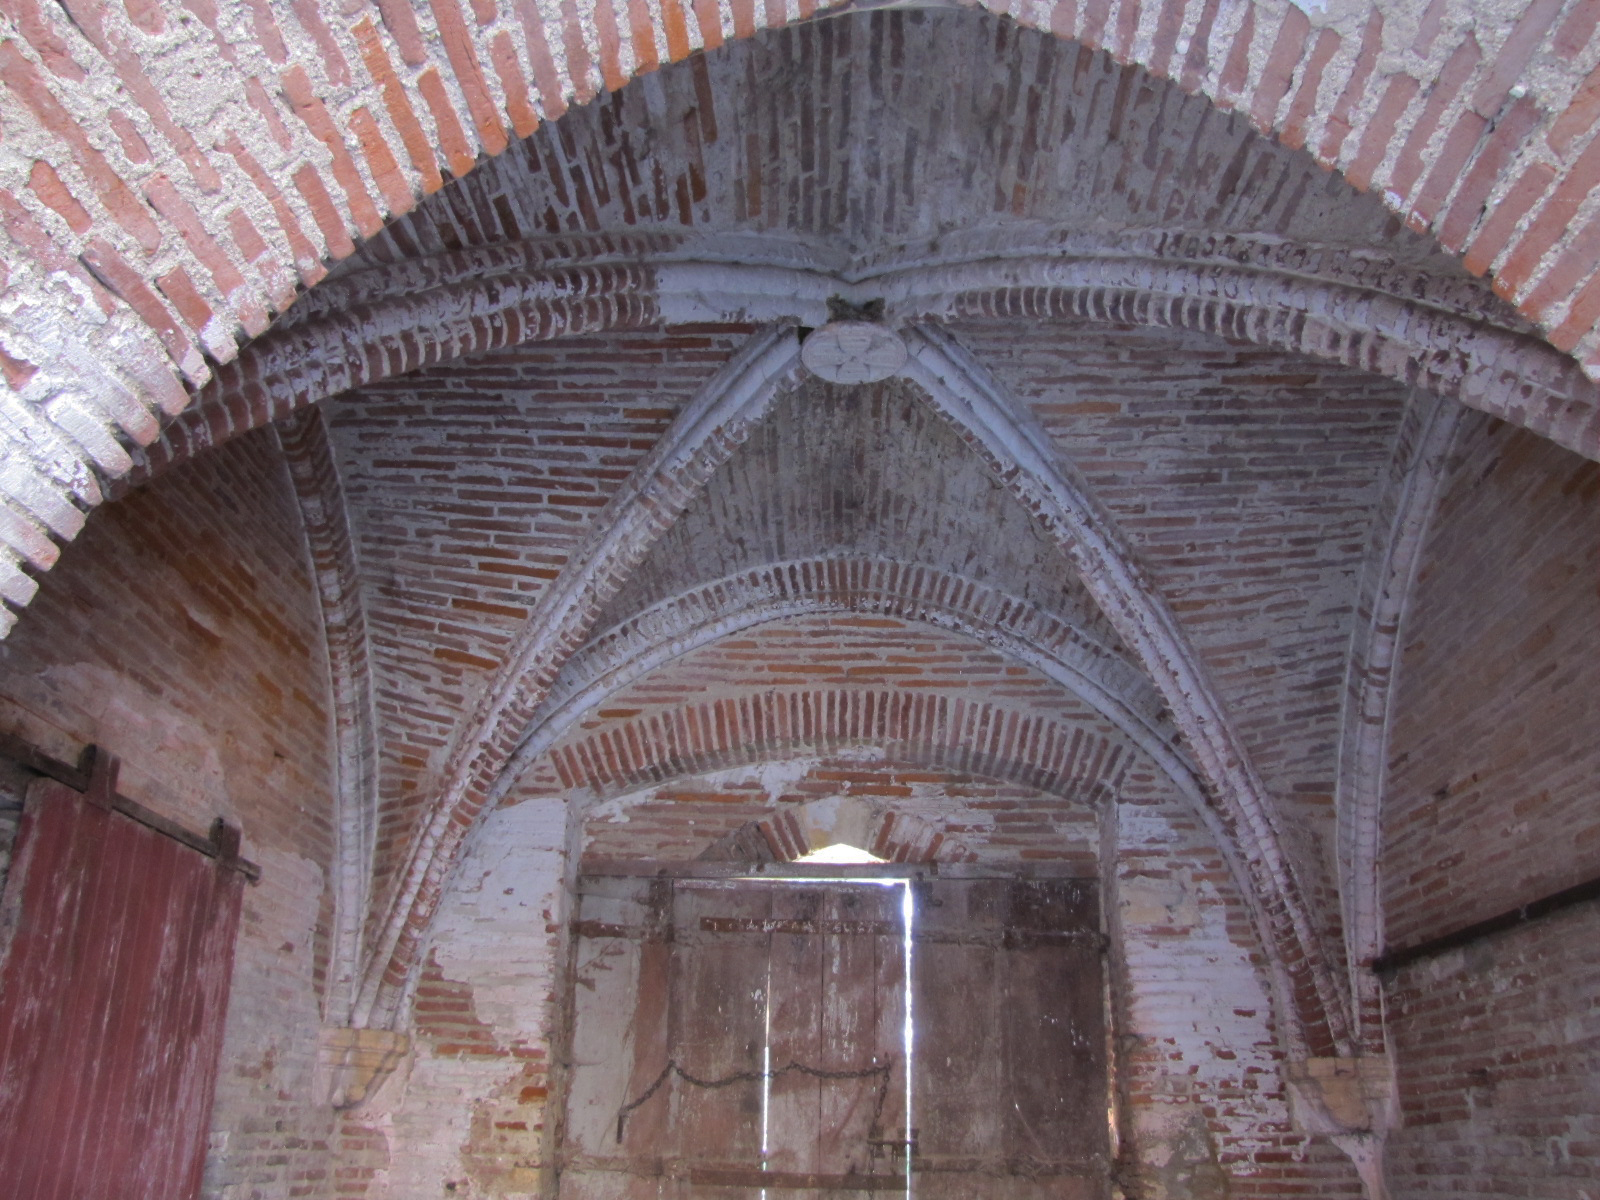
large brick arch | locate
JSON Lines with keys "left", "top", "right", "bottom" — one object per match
{"left": 6, "top": 0, "right": 1600, "bottom": 633}
{"left": 117, "top": 237, "right": 1598, "bottom": 490}
{"left": 507, "top": 554, "right": 1187, "bottom": 797}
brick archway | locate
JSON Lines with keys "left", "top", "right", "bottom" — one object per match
{"left": 6, "top": 0, "right": 1600, "bottom": 635}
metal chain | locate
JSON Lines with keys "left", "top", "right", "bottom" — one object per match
{"left": 615, "top": 1057, "right": 895, "bottom": 1142}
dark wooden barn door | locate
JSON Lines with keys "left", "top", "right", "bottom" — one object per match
{"left": 911, "top": 878, "right": 1107, "bottom": 1198}
{"left": 561, "top": 878, "right": 907, "bottom": 1197}
{"left": 559, "top": 872, "right": 1105, "bottom": 1199}
{"left": 0, "top": 779, "right": 245, "bottom": 1200}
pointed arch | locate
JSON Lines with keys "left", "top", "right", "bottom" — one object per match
{"left": 1335, "top": 391, "right": 1465, "bottom": 1050}
{"left": 360, "top": 320, "right": 1355, "bottom": 1055}
{"left": 9, "top": 0, "right": 1600, "bottom": 636}
{"left": 545, "top": 687, "right": 1131, "bottom": 813}
{"left": 698, "top": 795, "right": 979, "bottom": 865}
{"left": 492, "top": 556, "right": 1200, "bottom": 809}
{"left": 277, "top": 408, "right": 379, "bottom": 1026}
{"left": 127, "top": 239, "right": 1598, "bottom": 493}
{"left": 350, "top": 325, "right": 803, "bottom": 1027}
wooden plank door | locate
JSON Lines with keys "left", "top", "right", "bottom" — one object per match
{"left": 561, "top": 874, "right": 1105, "bottom": 1198}
{"left": 0, "top": 779, "right": 244, "bottom": 1200}
{"left": 762, "top": 883, "right": 905, "bottom": 1193}
{"left": 911, "top": 877, "right": 1108, "bottom": 1200}
{"left": 562, "top": 875, "right": 674, "bottom": 1198}
{"left": 560, "top": 878, "right": 908, "bottom": 1198}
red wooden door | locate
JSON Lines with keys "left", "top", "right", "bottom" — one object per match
{"left": 0, "top": 780, "right": 245, "bottom": 1200}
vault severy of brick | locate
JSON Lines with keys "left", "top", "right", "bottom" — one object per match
{"left": 127, "top": 12, "right": 1598, "bottom": 489}
{"left": 506, "top": 555, "right": 1184, "bottom": 798}
{"left": 587, "top": 373, "right": 1126, "bottom": 632}
{"left": 348, "top": 327, "right": 805, "bottom": 1027}
{"left": 10, "top": 1, "right": 1600, "bottom": 646}
{"left": 317, "top": 326, "right": 761, "bottom": 939}
{"left": 539, "top": 684, "right": 1133, "bottom": 814}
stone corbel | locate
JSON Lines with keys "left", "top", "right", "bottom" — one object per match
{"left": 319, "top": 1026, "right": 410, "bottom": 1109}
{"left": 1284, "top": 1056, "right": 1398, "bottom": 1199}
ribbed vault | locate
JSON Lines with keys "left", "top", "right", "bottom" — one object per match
{"left": 126, "top": 9, "right": 1595, "bottom": 492}
{"left": 31, "top": 0, "right": 1572, "bottom": 1137}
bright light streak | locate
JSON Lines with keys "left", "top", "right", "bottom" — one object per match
{"left": 901, "top": 880, "right": 915, "bottom": 1200}
{"left": 795, "top": 843, "right": 888, "bottom": 864}
{"left": 761, "top": 955, "right": 773, "bottom": 1200}
{"left": 731, "top": 871, "right": 915, "bottom": 1195}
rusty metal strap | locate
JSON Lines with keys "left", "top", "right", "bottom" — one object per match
{"left": 0, "top": 733, "right": 261, "bottom": 883}
{"left": 616, "top": 1057, "right": 895, "bottom": 1142}
{"left": 1372, "top": 873, "right": 1600, "bottom": 975}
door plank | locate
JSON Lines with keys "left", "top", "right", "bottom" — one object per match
{"left": 671, "top": 883, "right": 773, "bottom": 1171}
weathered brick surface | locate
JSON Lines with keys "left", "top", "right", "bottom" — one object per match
{"left": 960, "top": 319, "right": 1412, "bottom": 931}
{"left": 0, "top": 2, "right": 1595, "bottom": 1196}
{"left": 0, "top": 430, "right": 339, "bottom": 1198}
{"left": 348, "top": 747, "right": 1360, "bottom": 1195}
{"left": 11, "top": 1, "right": 1600, "bottom": 634}
{"left": 594, "top": 374, "right": 1124, "bottom": 644}
{"left": 336, "top": 794, "right": 567, "bottom": 1199}
{"left": 1111, "top": 768, "right": 1363, "bottom": 1200}
{"left": 1376, "top": 416, "right": 1600, "bottom": 1196}
{"left": 321, "top": 330, "right": 749, "bottom": 921}
{"left": 353, "top": 13, "right": 1435, "bottom": 265}
{"left": 532, "top": 613, "right": 1136, "bottom": 802}
{"left": 1384, "top": 417, "right": 1600, "bottom": 947}
{"left": 1384, "top": 904, "right": 1600, "bottom": 1197}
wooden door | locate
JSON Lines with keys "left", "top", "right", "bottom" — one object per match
{"left": 559, "top": 873, "right": 1106, "bottom": 1199}
{"left": 560, "top": 878, "right": 906, "bottom": 1198}
{"left": 0, "top": 780, "right": 245, "bottom": 1200}
{"left": 911, "top": 878, "right": 1108, "bottom": 1199}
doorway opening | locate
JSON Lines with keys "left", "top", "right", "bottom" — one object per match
{"left": 556, "top": 860, "right": 1108, "bottom": 1197}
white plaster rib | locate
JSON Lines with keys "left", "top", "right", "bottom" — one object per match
{"left": 361, "top": 320, "right": 1359, "bottom": 1053}
{"left": 351, "top": 326, "right": 805, "bottom": 1028}
{"left": 1336, "top": 392, "right": 1464, "bottom": 1045}
{"left": 899, "top": 323, "right": 1354, "bottom": 1055}
{"left": 147, "top": 241, "right": 1596, "bottom": 492}
{"left": 657, "top": 257, "right": 1586, "bottom": 449}
{"left": 277, "top": 408, "right": 380, "bottom": 1027}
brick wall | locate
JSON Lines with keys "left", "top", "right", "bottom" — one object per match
{"left": 330, "top": 601, "right": 1365, "bottom": 1196}
{"left": 536, "top": 613, "right": 1140, "bottom": 805}
{"left": 1110, "top": 767, "right": 1362, "bottom": 1200}
{"left": 1384, "top": 418, "right": 1600, "bottom": 944}
{"left": 1380, "top": 416, "right": 1600, "bottom": 1195}
{"left": 1384, "top": 904, "right": 1600, "bottom": 1198}
{"left": 0, "top": 428, "right": 339, "bottom": 1199}
{"left": 960, "top": 318, "right": 1414, "bottom": 941}
{"left": 7, "top": 0, "right": 1600, "bottom": 641}
{"left": 333, "top": 792, "right": 568, "bottom": 1199}
{"left": 340, "top": 749, "right": 1363, "bottom": 1197}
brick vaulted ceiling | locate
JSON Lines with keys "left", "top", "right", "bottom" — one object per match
{"left": 92, "top": 8, "right": 1581, "bottom": 1052}
{"left": 339, "top": 11, "right": 1456, "bottom": 262}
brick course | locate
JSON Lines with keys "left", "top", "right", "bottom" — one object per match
{"left": 1384, "top": 418, "right": 1600, "bottom": 948}
{"left": 0, "top": 2, "right": 1595, "bottom": 1196}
